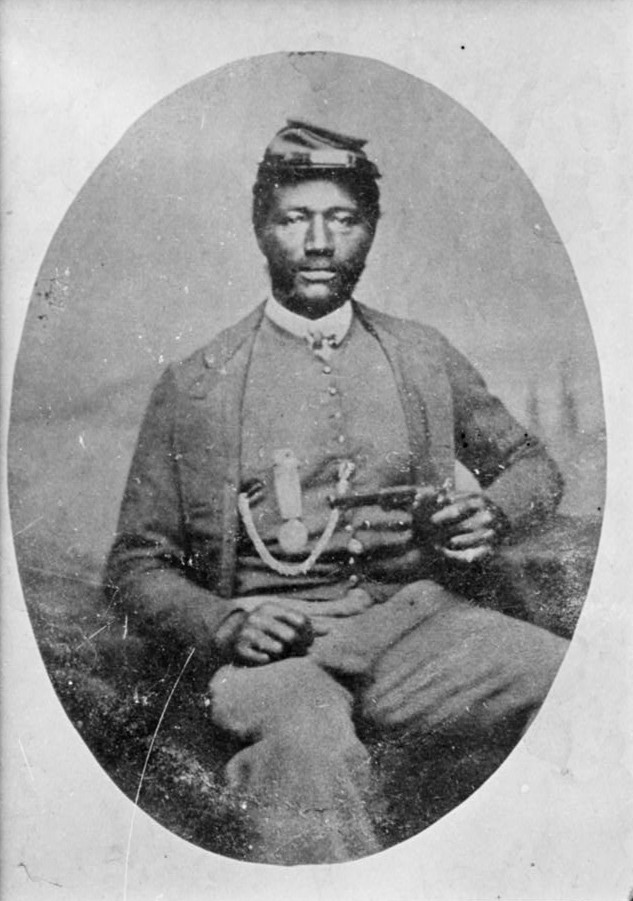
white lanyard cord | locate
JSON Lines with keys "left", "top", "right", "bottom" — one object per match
{"left": 237, "top": 460, "right": 355, "bottom": 577}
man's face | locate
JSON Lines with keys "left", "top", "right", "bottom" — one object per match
{"left": 256, "top": 178, "right": 376, "bottom": 318}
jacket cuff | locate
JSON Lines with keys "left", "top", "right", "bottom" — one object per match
{"left": 484, "top": 452, "right": 563, "bottom": 535}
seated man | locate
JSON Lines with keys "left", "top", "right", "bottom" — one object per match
{"left": 106, "top": 120, "right": 569, "bottom": 865}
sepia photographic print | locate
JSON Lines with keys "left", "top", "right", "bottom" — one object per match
{"left": 2, "top": 4, "right": 630, "bottom": 900}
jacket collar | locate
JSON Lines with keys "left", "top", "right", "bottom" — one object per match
{"left": 201, "top": 302, "right": 267, "bottom": 375}
{"left": 264, "top": 296, "right": 353, "bottom": 347}
{"left": 199, "top": 300, "right": 403, "bottom": 372}
{"left": 195, "top": 300, "right": 393, "bottom": 393}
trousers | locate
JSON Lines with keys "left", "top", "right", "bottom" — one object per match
{"left": 208, "top": 580, "right": 569, "bottom": 865}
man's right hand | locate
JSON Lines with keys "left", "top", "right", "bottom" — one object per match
{"left": 217, "top": 601, "right": 322, "bottom": 666}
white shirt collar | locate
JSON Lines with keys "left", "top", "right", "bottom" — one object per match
{"left": 264, "top": 296, "right": 353, "bottom": 346}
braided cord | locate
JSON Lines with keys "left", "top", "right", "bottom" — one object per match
{"left": 237, "top": 460, "right": 354, "bottom": 577}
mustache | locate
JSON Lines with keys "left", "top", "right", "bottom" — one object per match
{"left": 295, "top": 261, "right": 338, "bottom": 271}
{"left": 293, "top": 260, "right": 364, "bottom": 274}
{"left": 265, "top": 257, "right": 367, "bottom": 288}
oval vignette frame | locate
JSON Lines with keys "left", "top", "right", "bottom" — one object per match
{"left": 7, "top": 51, "right": 605, "bottom": 863}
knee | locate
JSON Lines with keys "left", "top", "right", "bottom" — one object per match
{"left": 208, "top": 664, "right": 251, "bottom": 736}
{"left": 208, "top": 658, "right": 354, "bottom": 742}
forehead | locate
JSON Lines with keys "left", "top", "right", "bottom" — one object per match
{"left": 271, "top": 179, "right": 359, "bottom": 212}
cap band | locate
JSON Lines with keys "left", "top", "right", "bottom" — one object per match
{"left": 257, "top": 119, "right": 381, "bottom": 179}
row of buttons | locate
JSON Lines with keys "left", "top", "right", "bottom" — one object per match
{"left": 319, "top": 361, "right": 347, "bottom": 445}
{"left": 344, "top": 522, "right": 364, "bottom": 556}
{"left": 318, "top": 357, "right": 363, "bottom": 570}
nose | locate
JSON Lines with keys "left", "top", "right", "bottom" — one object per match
{"left": 305, "top": 214, "right": 334, "bottom": 255}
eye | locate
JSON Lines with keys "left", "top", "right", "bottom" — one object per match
{"left": 330, "top": 211, "right": 360, "bottom": 229}
{"left": 277, "top": 210, "right": 307, "bottom": 225}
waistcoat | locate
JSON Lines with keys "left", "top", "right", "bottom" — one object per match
{"left": 237, "top": 314, "right": 423, "bottom": 595}
{"left": 174, "top": 302, "right": 455, "bottom": 598}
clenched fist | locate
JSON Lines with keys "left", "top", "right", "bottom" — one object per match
{"left": 216, "top": 599, "right": 327, "bottom": 666}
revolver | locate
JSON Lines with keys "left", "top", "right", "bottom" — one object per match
{"left": 327, "top": 480, "right": 454, "bottom": 528}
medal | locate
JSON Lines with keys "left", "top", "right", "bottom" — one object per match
{"left": 237, "top": 456, "right": 355, "bottom": 577}
{"left": 278, "top": 519, "right": 309, "bottom": 554}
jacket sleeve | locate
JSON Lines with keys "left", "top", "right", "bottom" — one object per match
{"left": 104, "top": 366, "right": 235, "bottom": 666}
{"left": 438, "top": 332, "right": 564, "bottom": 533}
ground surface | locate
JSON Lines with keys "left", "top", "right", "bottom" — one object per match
{"left": 14, "top": 514, "right": 601, "bottom": 860}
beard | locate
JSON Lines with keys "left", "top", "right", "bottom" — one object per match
{"left": 266, "top": 257, "right": 367, "bottom": 318}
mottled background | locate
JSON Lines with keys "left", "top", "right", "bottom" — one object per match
{"left": 9, "top": 53, "right": 605, "bottom": 580}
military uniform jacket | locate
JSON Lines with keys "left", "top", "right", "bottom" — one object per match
{"left": 106, "top": 301, "right": 562, "bottom": 661}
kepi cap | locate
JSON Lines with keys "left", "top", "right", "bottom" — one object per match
{"left": 257, "top": 119, "right": 381, "bottom": 180}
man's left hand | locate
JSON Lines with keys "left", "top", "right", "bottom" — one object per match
{"left": 428, "top": 492, "right": 508, "bottom": 564}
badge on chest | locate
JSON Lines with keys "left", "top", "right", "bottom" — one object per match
{"left": 237, "top": 448, "right": 354, "bottom": 577}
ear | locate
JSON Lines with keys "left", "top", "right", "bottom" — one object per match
{"left": 254, "top": 226, "right": 269, "bottom": 257}
{"left": 360, "top": 220, "right": 378, "bottom": 254}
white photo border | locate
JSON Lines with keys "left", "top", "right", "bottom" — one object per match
{"left": 1, "top": 3, "right": 631, "bottom": 900}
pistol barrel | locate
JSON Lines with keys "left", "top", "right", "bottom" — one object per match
{"left": 328, "top": 485, "right": 440, "bottom": 510}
